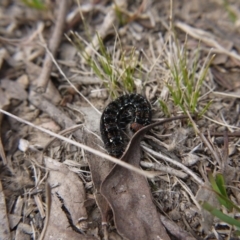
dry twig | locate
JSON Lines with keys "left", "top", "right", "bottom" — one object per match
{"left": 187, "top": 112, "right": 222, "bottom": 168}
{"left": 36, "top": 0, "right": 69, "bottom": 92}
{"left": 141, "top": 145, "right": 204, "bottom": 185}
{"left": 175, "top": 21, "right": 240, "bottom": 63}
{"left": 38, "top": 183, "right": 51, "bottom": 240}
{"left": 0, "top": 109, "right": 156, "bottom": 179}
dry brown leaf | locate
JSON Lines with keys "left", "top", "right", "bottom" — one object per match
{"left": 43, "top": 192, "right": 96, "bottom": 240}
{"left": 8, "top": 214, "right": 22, "bottom": 230}
{"left": 211, "top": 67, "right": 240, "bottom": 90}
{"left": 39, "top": 120, "right": 61, "bottom": 132}
{"left": 44, "top": 157, "right": 97, "bottom": 240}
{"left": 160, "top": 215, "right": 196, "bottom": 240}
{"left": 100, "top": 119, "right": 190, "bottom": 240}
{"left": 101, "top": 157, "right": 170, "bottom": 240}
{"left": 0, "top": 79, "right": 28, "bottom": 101}
{"left": 82, "top": 107, "right": 114, "bottom": 226}
{"left": 15, "top": 223, "right": 32, "bottom": 240}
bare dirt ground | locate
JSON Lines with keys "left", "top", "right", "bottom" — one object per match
{"left": 0, "top": 1, "right": 240, "bottom": 240}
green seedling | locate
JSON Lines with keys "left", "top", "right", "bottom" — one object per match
{"left": 201, "top": 172, "right": 240, "bottom": 235}
{"left": 158, "top": 100, "right": 170, "bottom": 117}
{"left": 114, "top": 2, "right": 127, "bottom": 26}
{"left": 208, "top": 172, "right": 240, "bottom": 211}
{"left": 21, "top": 0, "right": 47, "bottom": 10}
{"left": 222, "top": 0, "right": 237, "bottom": 23}
{"left": 119, "top": 48, "right": 137, "bottom": 93}
{"left": 202, "top": 202, "right": 240, "bottom": 229}
{"left": 72, "top": 31, "right": 137, "bottom": 98}
{"left": 166, "top": 41, "right": 214, "bottom": 116}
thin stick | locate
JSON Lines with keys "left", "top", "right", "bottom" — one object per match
{"left": 36, "top": 0, "right": 68, "bottom": 92}
{"left": 175, "top": 21, "right": 240, "bottom": 63}
{"left": 38, "top": 182, "right": 51, "bottom": 240}
{"left": 141, "top": 145, "right": 204, "bottom": 186}
{"left": 203, "top": 131, "right": 240, "bottom": 137}
{"left": 203, "top": 115, "right": 240, "bottom": 130}
{"left": 187, "top": 112, "right": 222, "bottom": 167}
{"left": 0, "top": 109, "right": 155, "bottom": 179}
{"left": 213, "top": 91, "right": 240, "bottom": 99}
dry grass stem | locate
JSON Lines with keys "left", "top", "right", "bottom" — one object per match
{"left": 176, "top": 178, "right": 202, "bottom": 210}
{"left": 175, "top": 21, "right": 240, "bottom": 62}
{"left": 203, "top": 115, "right": 240, "bottom": 130}
{"left": 187, "top": 111, "right": 222, "bottom": 167}
{"left": 213, "top": 91, "right": 240, "bottom": 99}
{"left": 140, "top": 160, "right": 188, "bottom": 179}
{"left": 141, "top": 145, "right": 204, "bottom": 185}
{"left": 38, "top": 183, "right": 51, "bottom": 240}
{"left": 0, "top": 109, "right": 155, "bottom": 179}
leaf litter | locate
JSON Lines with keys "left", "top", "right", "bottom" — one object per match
{"left": 100, "top": 119, "right": 189, "bottom": 240}
{"left": 0, "top": 0, "right": 240, "bottom": 240}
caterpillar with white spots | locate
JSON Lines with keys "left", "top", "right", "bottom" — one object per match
{"left": 100, "top": 94, "right": 152, "bottom": 157}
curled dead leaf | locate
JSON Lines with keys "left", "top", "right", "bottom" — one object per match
{"left": 101, "top": 116, "right": 188, "bottom": 240}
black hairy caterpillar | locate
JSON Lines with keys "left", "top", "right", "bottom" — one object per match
{"left": 100, "top": 94, "right": 152, "bottom": 157}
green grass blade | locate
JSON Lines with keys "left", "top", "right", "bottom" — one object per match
{"left": 208, "top": 172, "right": 228, "bottom": 207}
{"left": 89, "top": 60, "right": 104, "bottom": 80}
{"left": 159, "top": 100, "right": 170, "bottom": 117}
{"left": 233, "top": 230, "right": 240, "bottom": 236}
{"left": 215, "top": 174, "right": 228, "bottom": 197}
{"left": 222, "top": 0, "right": 238, "bottom": 23}
{"left": 97, "top": 34, "right": 111, "bottom": 63}
{"left": 22, "top": 0, "right": 47, "bottom": 10}
{"left": 213, "top": 191, "right": 240, "bottom": 212}
{"left": 198, "top": 100, "right": 212, "bottom": 117}
{"left": 167, "top": 84, "right": 178, "bottom": 104}
{"left": 197, "top": 54, "right": 214, "bottom": 91}
{"left": 208, "top": 172, "right": 235, "bottom": 211}
{"left": 192, "top": 91, "right": 200, "bottom": 111}
{"left": 202, "top": 202, "right": 240, "bottom": 228}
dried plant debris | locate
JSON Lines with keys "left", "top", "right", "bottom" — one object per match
{"left": 0, "top": 0, "right": 240, "bottom": 240}
{"left": 100, "top": 120, "right": 184, "bottom": 240}
{"left": 43, "top": 157, "right": 98, "bottom": 239}
{"left": 0, "top": 180, "right": 11, "bottom": 240}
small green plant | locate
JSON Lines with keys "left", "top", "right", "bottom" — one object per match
{"left": 165, "top": 41, "right": 214, "bottom": 117}
{"left": 201, "top": 172, "right": 240, "bottom": 236}
{"left": 114, "top": 2, "right": 127, "bottom": 26}
{"left": 158, "top": 100, "right": 170, "bottom": 117}
{"left": 222, "top": 0, "right": 237, "bottom": 23}
{"left": 21, "top": 0, "right": 47, "bottom": 10}
{"left": 72, "top": 32, "right": 138, "bottom": 98}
